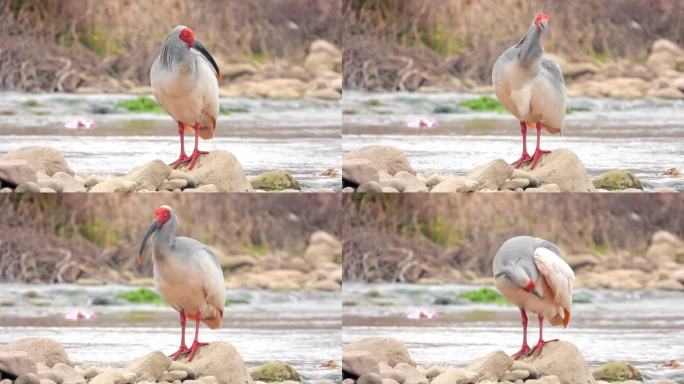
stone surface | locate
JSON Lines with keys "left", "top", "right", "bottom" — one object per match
{"left": 466, "top": 160, "right": 513, "bottom": 190}
{"left": 50, "top": 364, "right": 84, "bottom": 384}
{"left": 124, "top": 352, "right": 170, "bottom": 382}
{"left": 250, "top": 361, "right": 300, "bottom": 382}
{"left": 0, "top": 147, "right": 73, "bottom": 176}
{"left": 343, "top": 337, "right": 416, "bottom": 367}
{"left": 0, "top": 160, "right": 37, "bottom": 187}
{"left": 89, "top": 178, "right": 136, "bottom": 193}
{"left": 522, "top": 149, "right": 595, "bottom": 192}
{"left": 50, "top": 173, "right": 86, "bottom": 192}
{"left": 431, "top": 368, "right": 478, "bottom": 384}
{"left": 431, "top": 177, "right": 479, "bottom": 192}
{"left": 344, "top": 146, "right": 415, "bottom": 176}
{"left": 592, "top": 362, "right": 642, "bottom": 382}
{"left": 0, "top": 338, "right": 72, "bottom": 368}
{"left": 357, "top": 373, "right": 383, "bottom": 384}
{"left": 592, "top": 170, "right": 643, "bottom": 190}
{"left": 16, "top": 373, "right": 40, "bottom": 384}
{"left": 343, "top": 159, "right": 380, "bottom": 187}
{"left": 465, "top": 350, "right": 513, "bottom": 382}
{"left": 15, "top": 182, "right": 41, "bottom": 193}
{"left": 89, "top": 370, "right": 137, "bottom": 384}
{"left": 168, "top": 361, "right": 198, "bottom": 380}
{"left": 342, "top": 350, "right": 379, "bottom": 378}
{"left": 250, "top": 171, "right": 301, "bottom": 191}
{"left": 519, "top": 341, "right": 594, "bottom": 384}
{"left": 179, "top": 152, "right": 252, "bottom": 192}
{"left": 0, "top": 351, "right": 37, "bottom": 378}
{"left": 125, "top": 160, "right": 171, "bottom": 191}
{"left": 176, "top": 342, "right": 251, "bottom": 384}
{"left": 158, "top": 179, "right": 189, "bottom": 191}
{"left": 392, "top": 172, "right": 428, "bottom": 192}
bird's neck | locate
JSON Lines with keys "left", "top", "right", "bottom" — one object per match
{"left": 517, "top": 26, "right": 544, "bottom": 69}
{"left": 153, "top": 221, "right": 177, "bottom": 256}
{"left": 160, "top": 42, "right": 194, "bottom": 73}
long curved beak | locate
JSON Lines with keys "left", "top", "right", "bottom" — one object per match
{"left": 138, "top": 220, "right": 159, "bottom": 266}
{"left": 194, "top": 40, "right": 222, "bottom": 80}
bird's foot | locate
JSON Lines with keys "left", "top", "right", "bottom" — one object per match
{"left": 187, "top": 150, "right": 209, "bottom": 170}
{"left": 511, "top": 343, "right": 532, "bottom": 360}
{"left": 528, "top": 149, "right": 551, "bottom": 169}
{"left": 511, "top": 153, "right": 532, "bottom": 169}
{"left": 168, "top": 344, "right": 190, "bottom": 360}
{"left": 186, "top": 340, "right": 209, "bottom": 361}
{"left": 169, "top": 154, "right": 190, "bottom": 169}
{"left": 529, "top": 338, "right": 558, "bottom": 357}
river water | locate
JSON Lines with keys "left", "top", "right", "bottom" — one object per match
{"left": 342, "top": 283, "right": 684, "bottom": 384}
{"left": 0, "top": 284, "right": 341, "bottom": 383}
{"left": 342, "top": 91, "right": 684, "bottom": 191}
{"left": 0, "top": 93, "right": 341, "bottom": 191}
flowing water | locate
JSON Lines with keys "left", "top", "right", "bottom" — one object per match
{"left": 0, "top": 284, "right": 341, "bottom": 383}
{"left": 342, "top": 91, "right": 684, "bottom": 191}
{"left": 0, "top": 93, "right": 341, "bottom": 191}
{"left": 342, "top": 283, "right": 684, "bottom": 384}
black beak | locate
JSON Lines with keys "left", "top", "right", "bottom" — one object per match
{"left": 194, "top": 40, "right": 222, "bottom": 80}
{"left": 138, "top": 220, "right": 159, "bottom": 266}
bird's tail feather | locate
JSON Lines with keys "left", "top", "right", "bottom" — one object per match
{"left": 187, "top": 307, "right": 223, "bottom": 329}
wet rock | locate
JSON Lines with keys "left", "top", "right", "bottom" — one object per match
{"left": 250, "top": 171, "right": 301, "bottom": 191}
{"left": 158, "top": 370, "right": 188, "bottom": 382}
{"left": 465, "top": 350, "right": 512, "bottom": 382}
{"left": 0, "top": 160, "right": 37, "bottom": 187}
{"left": 521, "top": 149, "right": 594, "bottom": 192}
{"left": 357, "top": 181, "right": 383, "bottom": 193}
{"left": 519, "top": 341, "right": 593, "bottom": 384}
{"left": 90, "top": 370, "right": 137, "bottom": 384}
{"left": 592, "top": 362, "right": 642, "bottom": 382}
{"left": 344, "top": 146, "right": 415, "bottom": 176}
{"left": 357, "top": 373, "right": 383, "bottom": 384}
{"left": 159, "top": 179, "right": 188, "bottom": 191}
{"left": 0, "top": 338, "right": 71, "bottom": 368}
{"left": 168, "top": 361, "right": 198, "bottom": 380}
{"left": 592, "top": 170, "right": 643, "bottom": 190}
{"left": 50, "top": 364, "right": 84, "bottom": 384}
{"left": 89, "top": 178, "right": 136, "bottom": 193}
{"left": 431, "top": 177, "right": 479, "bottom": 192}
{"left": 343, "top": 337, "right": 416, "bottom": 367}
{"left": 125, "top": 160, "right": 171, "bottom": 191}
{"left": 250, "top": 361, "right": 300, "bottom": 382}
{"left": 431, "top": 368, "right": 478, "bottom": 384}
{"left": 178, "top": 152, "right": 252, "bottom": 192}
{"left": 0, "top": 147, "right": 73, "bottom": 176}
{"left": 124, "top": 351, "right": 170, "bottom": 382}
{"left": 343, "top": 159, "right": 379, "bottom": 187}
{"left": 0, "top": 351, "right": 37, "bottom": 378}
{"left": 176, "top": 342, "right": 251, "bottom": 384}
{"left": 16, "top": 373, "right": 40, "bottom": 384}
{"left": 466, "top": 160, "right": 513, "bottom": 190}
{"left": 15, "top": 182, "right": 41, "bottom": 193}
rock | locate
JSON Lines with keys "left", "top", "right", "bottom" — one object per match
{"left": 342, "top": 379, "right": 355, "bottom": 384}
{"left": 344, "top": 146, "right": 415, "bottom": 176}
{"left": 176, "top": 342, "right": 251, "bottom": 384}
{"left": 184, "top": 377, "right": 220, "bottom": 384}
{"left": 344, "top": 337, "right": 416, "bottom": 367}
{"left": 521, "top": 149, "right": 594, "bottom": 192}
{"left": 466, "top": 160, "right": 513, "bottom": 190}
{"left": 342, "top": 187, "right": 355, "bottom": 193}
{"left": 50, "top": 364, "right": 84, "bottom": 384}
{"left": 501, "top": 370, "right": 529, "bottom": 381}
{"left": 0, "top": 379, "right": 12, "bottom": 384}
{"left": 37, "top": 178, "right": 64, "bottom": 192}
{"left": 511, "top": 361, "right": 537, "bottom": 379}
{"left": 392, "top": 363, "right": 427, "bottom": 384}
{"left": 357, "top": 373, "right": 383, "bottom": 384}
{"left": 431, "top": 368, "right": 478, "bottom": 384}
{"left": 168, "top": 361, "right": 198, "bottom": 380}
{"left": 84, "top": 174, "right": 104, "bottom": 188}
{"left": 393, "top": 172, "right": 428, "bottom": 192}
{"left": 511, "top": 169, "right": 539, "bottom": 187}
{"left": 592, "top": 362, "right": 642, "bottom": 382}
{"left": 425, "top": 366, "right": 444, "bottom": 379}
{"left": 46, "top": 173, "right": 84, "bottom": 192}
{"left": 0, "top": 147, "right": 73, "bottom": 176}
{"left": 343, "top": 159, "right": 380, "bottom": 187}
{"left": 0, "top": 338, "right": 71, "bottom": 368}
{"left": 158, "top": 370, "right": 188, "bottom": 382}
{"left": 431, "top": 177, "right": 479, "bottom": 193}
{"left": 647, "top": 39, "right": 682, "bottom": 72}
{"left": 305, "top": 40, "right": 342, "bottom": 76}
{"left": 565, "top": 254, "right": 600, "bottom": 272}
{"left": 159, "top": 179, "right": 188, "bottom": 191}
{"left": 0, "top": 160, "right": 37, "bottom": 187}
{"left": 125, "top": 160, "right": 171, "bottom": 191}
{"left": 502, "top": 178, "right": 530, "bottom": 190}
{"left": 649, "top": 87, "right": 683, "bottom": 99}
{"left": 357, "top": 181, "right": 383, "bottom": 193}
{"left": 519, "top": 341, "right": 593, "bottom": 384}
{"left": 305, "top": 231, "right": 342, "bottom": 263}
{"left": 466, "top": 351, "right": 513, "bottom": 382}
{"left": 82, "top": 366, "right": 103, "bottom": 379}
{"left": 40, "top": 379, "right": 56, "bottom": 384}
{"left": 250, "top": 171, "right": 301, "bottom": 191}
{"left": 647, "top": 231, "right": 684, "bottom": 263}
{"left": 563, "top": 62, "right": 600, "bottom": 80}
{"left": 382, "top": 187, "right": 399, "bottom": 193}
{"left": 16, "top": 373, "right": 40, "bottom": 384}
{"left": 124, "top": 352, "right": 170, "bottom": 382}
{"left": 15, "top": 182, "right": 41, "bottom": 193}
{"left": 0, "top": 351, "right": 37, "bottom": 378}
{"left": 168, "top": 170, "right": 197, "bottom": 188}
{"left": 342, "top": 349, "right": 380, "bottom": 378}
{"left": 89, "top": 370, "right": 137, "bottom": 384}
{"left": 250, "top": 361, "right": 299, "bottom": 382}
{"left": 592, "top": 170, "right": 643, "bottom": 190}
{"left": 89, "top": 178, "right": 136, "bottom": 193}
{"left": 177, "top": 152, "right": 252, "bottom": 192}
{"left": 648, "top": 279, "right": 683, "bottom": 291}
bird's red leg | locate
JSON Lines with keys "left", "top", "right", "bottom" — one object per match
{"left": 186, "top": 311, "right": 209, "bottom": 361}
{"left": 169, "top": 311, "right": 190, "bottom": 360}
{"left": 529, "top": 122, "right": 551, "bottom": 169}
{"left": 511, "top": 308, "right": 532, "bottom": 359}
{"left": 511, "top": 121, "right": 532, "bottom": 168}
{"left": 169, "top": 122, "right": 190, "bottom": 169}
{"left": 186, "top": 122, "right": 209, "bottom": 170}
{"left": 530, "top": 314, "right": 558, "bottom": 357}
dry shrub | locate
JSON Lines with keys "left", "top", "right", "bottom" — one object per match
{"left": 342, "top": 194, "right": 684, "bottom": 282}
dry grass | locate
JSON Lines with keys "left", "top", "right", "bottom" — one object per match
{"left": 342, "top": 194, "right": 684, "bottom": 282}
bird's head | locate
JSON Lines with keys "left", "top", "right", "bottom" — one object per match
{"left": 168, "top": 25, "right": 222, "bottom": 80}
{"left": 137, "top": 205, "right": 174, "bottom": 265}
{"left": 533, "top": 13, "right": 550, "bottom": 31}
{"left": 178, "top": 27, "right": 196, "bottom": 48}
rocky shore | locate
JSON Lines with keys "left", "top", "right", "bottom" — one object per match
{"left": 342, "top": 145, "right": 678, "bottom": 193}
{"left": 0, "top": 337, "right": 337, "bottom": 384}
{"left": 0, "top": 147, "right": 336, "bottom": 193}
{"left": 342, "top": 336, "right": 678, "bottom": 384}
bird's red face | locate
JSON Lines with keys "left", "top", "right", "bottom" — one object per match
{"left": 523, "top": 279, "right": 536, "bottom": 293}
{"left": 534, "top": 13, "right": 550, "bottom": 28}
{"left": 155, "top": 206, "right": 171, "bottom": 227}
{"left": 179, "top": 27, "right": 195, "bottom": 48}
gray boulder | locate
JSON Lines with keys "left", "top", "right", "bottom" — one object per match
{"left": 0, "top": 147, "right": 73, "bottom": 176}
{"left": 344, "top": 146, "right": 415, "bottom": 176}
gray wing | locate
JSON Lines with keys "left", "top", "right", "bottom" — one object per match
{"left": 541, "top": 58, "right": 565, "bottom": 87}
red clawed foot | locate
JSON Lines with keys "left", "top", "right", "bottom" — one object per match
{"left": 186, "top": 340, "right": 209, "bottom": 361}
{"left": 169, "top": 154, "right": 190, "bottom": 169}
{"left": 529, "top": 338, "right": 558, "bottom": 357}
{"left": 169, "top": 345, "right": 190, "bottom": 360}
{"left": 528, "top": 149, "right": 551, "bottom": 169}
{"left": 511, "top": 343, "right": 532, "bottom": 359}
{"left": 511, "top": 153, "right": 532, "bottom": 169}
{"left": 187, "top": 150, "right": 209, "bottom": 170}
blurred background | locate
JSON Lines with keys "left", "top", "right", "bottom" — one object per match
{"left": 342, "top": 0, "right": 684, "bottom": 190}
{"left": 0, "top": 0, "right": 342, "bottom": 190}
{"left": 0, "top": 194, "right": 341, "bottom": 380}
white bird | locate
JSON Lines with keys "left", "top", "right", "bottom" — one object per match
{"left": 493, "top": 236, "right": 574, "bottom": 359}
{"left": 138, "top": 205, "right": 226, "bottom": 361}
{"left": 151, "top": 26, "right": 222, "bottom": 170}
{"left": 492, "top": 13, "right": 566, "bottom": 169}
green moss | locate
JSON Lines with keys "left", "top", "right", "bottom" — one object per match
{"left": 365, "top": 290, "right": 381, "bottom": 298}
{"left": 117, "top": 288, "right": 165, "bottom": 305}
{"left": 458, "top": 288, "right": 508, "bottom": 304}
{"left": 250, "top": 361, "right": 301, "bottom": 382}
{"left": 419, "top": 217, "right": 462, "bottom": 247}
{"left": 249, "top": 51, "right": 268, "bottom": 64}
{"left": 591, "top": 51, "right": 609, "bottom": 64}
{"left": 458, "top": 96, "right": 506, "bottom": 112}
{"left": 220, "top": 106, "right": 248, "bottom": 115}
{"left": 364, "top": 99, "right": 383, "bottom": 107}
{"left": 116, "top": 97, "right": 165, "bottom": 114}
{"left": 250, "top": 171, "right": 301, "bottom": 191}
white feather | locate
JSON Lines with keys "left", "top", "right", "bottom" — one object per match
{"left": 533, "top": 246, "right": 574, "bottom": 311}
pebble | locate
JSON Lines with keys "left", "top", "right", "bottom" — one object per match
{"left": 158, "top": 370, "right": 188, "bottom": 382}
{"left": 16, "top": 373, "right": 41, "bottom": 384}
